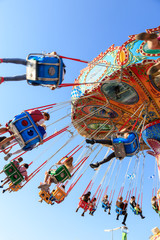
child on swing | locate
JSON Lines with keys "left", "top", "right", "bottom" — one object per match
{"left": 89, "top": 197, "right": 97, "bottom": 216}
{"left": 38, "top": 156, "right": 74, "bottom": 190}
{"left": 76, "top": 191, "right": 91, "bottom": 217}
{"left": 102, "top": 194, "right": 111, "bottom": 214}
{"left": 0, "top": 163, "right": 29, "bottom": 193}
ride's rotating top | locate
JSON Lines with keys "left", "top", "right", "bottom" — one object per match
{"left": 71, "top": 26, "right": 160, "bottom": 150}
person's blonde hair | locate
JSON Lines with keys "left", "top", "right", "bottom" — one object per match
{"left": 65, "top": 156, "right": 73, "bottom": 167}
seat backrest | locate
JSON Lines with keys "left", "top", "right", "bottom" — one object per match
{"left": 113, "top": 131, "right": 140, "bottom": 156}
{"left": 3, "top": 162, "right": 24, "bottom": 185}
{"left": 9, "top": 111, "right": 43, "bottom": 151}
{"left": 54, "top": 165, "right": 71, "bottom": 183}
{"left": 115, "top": 206, "right": 123, "bottom": 215}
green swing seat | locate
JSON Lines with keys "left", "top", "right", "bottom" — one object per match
{"left": 49, "top": 165, "right": 71, "bottom": 183}
{"left": 3, "top": 162, "right": 24, "bottom": 185}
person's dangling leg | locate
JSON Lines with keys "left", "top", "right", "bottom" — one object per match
{"left": 108, "top": 205, "right": 111, "bottom": 215}
{"left": 86, "top": 138, "right": 112, "bottom": 146}
{"left": 116, "top": 213, "right": 120, "bottom": 220}
{"left": 0, "top": 127, "right": 8, "bottom": 134}
{"left": 0, "top": 135, "right": 14, "bottom": 148}
{"left": 76, "top": 207, "right": 79, "bottom": 212}
{"left": 2, "top": 74, "right": 26, "bottom": 82}
{"left": 139, "top": 211, "right": 145, "bottom": 219}
{"left": 4, "top": 148, "right": 23, "bottom": 161}
{"left": 0, "top": 178, "right": 10, "bottom": 188}
{"left": 44, "top": 171, "right": 50, "bottom": 184}
{"left": 1, "top": 58, "right": 27, "bottom": 65}
{"left": 94, "top": 139, "right": 112, "bottom": 145}
{"left": 122, "top": 212, "right": 128, "bottom": 225}
{"left": 0, "top": 58, "right": 27, "bottom": 84}
{"left": 90, "top": 152, "right": 115, "bottom": 168}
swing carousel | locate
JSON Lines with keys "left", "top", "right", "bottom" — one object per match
{"left": 0, "top": 26, "right": 160, "bottom": 228}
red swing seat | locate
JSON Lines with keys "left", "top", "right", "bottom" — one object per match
{"left": 78, "top": 198, "right": 90, "bottom": 211}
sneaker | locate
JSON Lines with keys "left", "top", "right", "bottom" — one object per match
{"left": 122, "top": 222, "right": 126, "bottom": 226}
{"left": 4, "top": 153, "right": 12, "bottom": 161}
{"left": 104, "top": 209, "right": 107, "bottom": 212}
{"left": 108, "top": 212, "right": 111, "bottom": 215}
{"left": 90, "top": 162, "right": 100, "bottom": 169}
{"left": 81, "top": 213, "right": 85, "bottom": 217}
{"left": 141, "top": 216, "right": 145, "bottom": 219}
{"left": 135, "top": 32, "right": 158, "bottom": 41}
{"left": 2, "top": 189, "right": 6, "bottom": 193}
{"left": 86, "top": 139, "right": 95, "bottom": 145}
{"left": 0, "top": 186, "right": 3, "bottom": 188}
{"left": 38, "top": 199, "right": 43, "bottom": 203}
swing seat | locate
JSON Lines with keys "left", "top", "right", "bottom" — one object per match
{"left": 9, "top": 182, "right": 22, "bottom": 192}
{"left": 51, "top": 186, "right": 67, "bottom": 201}
{"left": 152, "top": 205, "right": 160, "bottom": 215}
{"left": 89, "top": 206, "right": 96, "bottom": 212}
{"left": 112, "top": 131, "right": 140, "bottom": 157}
{"left": 39, "top": 190, "right": 52, "bottom": 205}
{"left": 102, "top": 202, "right": 109, "bottom": 210}
{"left": 26, "top": 53, "right": 64, "bottom": 87}
{"left": 112, "top": 142, "right": 126, "bottom": 159}
{"left": 49, "top": 165, "right": 71, "bottom": 183}
{"left": 3, "top": 162, "right": 24, "bottom": 185}
{"left": 78, "top": 199, "right": 90, "bottom": 211}
{"left": 115, "top": 206, "right": 123, "bottom": 215}
{"left": 129, "top": 204, "right": 140, "bottom": 215}
{"left": 9, "top": 111, "right": 43, "bottom": 151}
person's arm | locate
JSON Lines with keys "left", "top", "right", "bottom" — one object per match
{"left": 48, "top": 52, "right": 57, "bottom": 56}
{"left": 36, "top": 119, "right": 45, "bottom": 126}
{"left": 56, "top": 158, "right": 64, "bottom": 165}
{"left": 25, "top": 175, "right": 28, "bottom": 181}
{"left": 23, "top": 172, "right": 29, "bottom": 181}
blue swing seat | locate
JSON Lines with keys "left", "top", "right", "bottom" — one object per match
{"left": 102, "top": 202, "right": 110, "bottom": 210}
{"left": 26, "top": 53, "right": 64, "bottom": 87}
{"left": 112, "top": 131, "right": 140, "bottom": 157}
{"left": 115, "top": 206, "right": 123, "bottom": 215}
{"left": 9, "top": 111, "right": 43, "bottom": 151}
{"left": 129, "top": 203, "right": 140, "bottom": 215}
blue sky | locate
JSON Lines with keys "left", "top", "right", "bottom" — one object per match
{"left": 0, "top": 0, "right": 159, "bottom": 239}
